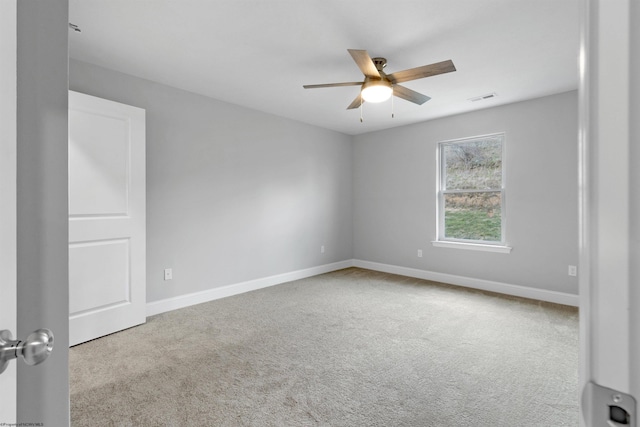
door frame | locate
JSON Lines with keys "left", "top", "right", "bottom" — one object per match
{"left": 578, "top": 0, "right": 639, "bottom": 424}
{"left": 0, "top": 0, "right": 17, "bottom": 422}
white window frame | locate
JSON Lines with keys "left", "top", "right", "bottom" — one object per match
{"left": 433, "top": 132, "right": 511, "bottom": 253}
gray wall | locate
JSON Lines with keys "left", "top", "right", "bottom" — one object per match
{"left": 17, "top": 0, "right": 69, "bottom": 425}
{"left": 69, "top": 59, "right": 578, "bottom": 302}
{"left": 69, "top": 60, "right": 353, "bottom": 303}
{"left": 353, "top": 91, "right": 578, "bottom": 295}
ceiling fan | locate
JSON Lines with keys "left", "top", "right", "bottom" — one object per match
{"left": 303, "top": 49, "right": 456, "bottom": 110}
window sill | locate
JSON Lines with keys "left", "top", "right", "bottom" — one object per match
{"left": 431, "top": 240, "right": 512, "bottom": 253}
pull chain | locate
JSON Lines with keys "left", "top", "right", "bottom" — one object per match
{"left": 360, "top": 95, "right": 363, "bottom": 122}
{"left": 391, "top": 91, "right": 394, "bottom": 118}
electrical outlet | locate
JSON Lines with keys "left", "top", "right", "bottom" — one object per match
{"left": 164, "top": 268, "right": 173, "bottom": 281}
{"left": 417, "top": 249, "right": 423, "bottom": 258}
{"left": 321, "top": 245, "right": 325, "bottom": 254}
{"left": 568, "top": 265, "right": 577, "bottom": 277}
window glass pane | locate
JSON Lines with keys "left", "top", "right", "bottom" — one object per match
{"left": 443, "top": 138, "right": 502, "bottom": 190}
{"left": 444, "top": 192, "right": 501, "bottom": 241}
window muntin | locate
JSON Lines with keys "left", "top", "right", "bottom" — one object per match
{"left": 438, "top": 133, "right": 505, "bottom": 245}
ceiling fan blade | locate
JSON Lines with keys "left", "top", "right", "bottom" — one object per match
{"left": 386, "top": 60, "right": 456, "bottom": 84}
{"left": 347, "top": 49, "right": 380, "bottom": 78}
{"left": 346, "top": 93, "right": 364, "bottom": 110}
{"left": 393, "top": 85, "right": 431, "bottom": 105}
{"left": 303, "top": 82, "right": 363, "bottom": 89}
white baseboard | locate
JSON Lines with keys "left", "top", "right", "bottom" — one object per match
{"left": 147, "top": 259, "right": 578, "bottom": 317}
{"left": 352, "top": 259, "right": 579, "bottom": 307}
{"left": 146, "top": 260, "right": 354, "bottom": 317}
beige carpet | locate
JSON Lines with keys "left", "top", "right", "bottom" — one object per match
{"left": 70, "top": 267, "right": 579, "bottom": 426}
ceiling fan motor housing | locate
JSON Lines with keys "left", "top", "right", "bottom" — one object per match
{"left": 372, "top": 57, "right": 387, "bottom": 72}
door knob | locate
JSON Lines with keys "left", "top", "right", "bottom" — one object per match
{"left": 0, "top": 329, "right": 54, "bottom": 375}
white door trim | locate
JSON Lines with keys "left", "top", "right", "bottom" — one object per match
{"left": 0, "top": 0, "right": 17, "bottom": 422}
{"left": 579, "top": 0, "right": 639, "bottom": 424}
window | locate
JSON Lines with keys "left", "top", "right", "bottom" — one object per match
{"left": 436, "top": 133, "right": 507, "bottom": 249}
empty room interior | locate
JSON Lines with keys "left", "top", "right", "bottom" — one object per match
{"left": 63, "top": 0, "right": 582, "bottom": 425}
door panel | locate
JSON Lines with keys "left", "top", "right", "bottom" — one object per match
{"left": 15, "top": 1, "right": 69, "bottom": 423}
{"left": 68, "top": 91, "right": 146, "bottom": 346}
{"left": 69, "top": 109, "right": 130, "bottom": 215}
{"left": 69, "top": 238, "right": 131, "bottom": 315}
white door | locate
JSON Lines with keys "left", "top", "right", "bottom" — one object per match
{"left": 68, "top": 91, "right": 146, "bottom": 346}
{"left": 0, "top": 0, "right": 17, "bottom": 422}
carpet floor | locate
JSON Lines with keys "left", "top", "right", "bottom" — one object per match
{"left": 70, "top": 267, "right": 579, "bottom": 426}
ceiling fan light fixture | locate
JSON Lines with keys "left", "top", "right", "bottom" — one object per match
{"left": 361, "top": 80, "right": 393, "bottom": 103}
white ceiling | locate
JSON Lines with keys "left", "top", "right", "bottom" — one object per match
{"left": 69, "top": 0, "right": 580, "bottom": 135}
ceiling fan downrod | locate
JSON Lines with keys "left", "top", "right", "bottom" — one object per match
{"left": 372, "top": 57, "right": 387, "bottom": 72}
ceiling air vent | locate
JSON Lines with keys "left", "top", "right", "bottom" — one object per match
{"left": 469, "top": 93, "right": 498, "bottom": 102}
